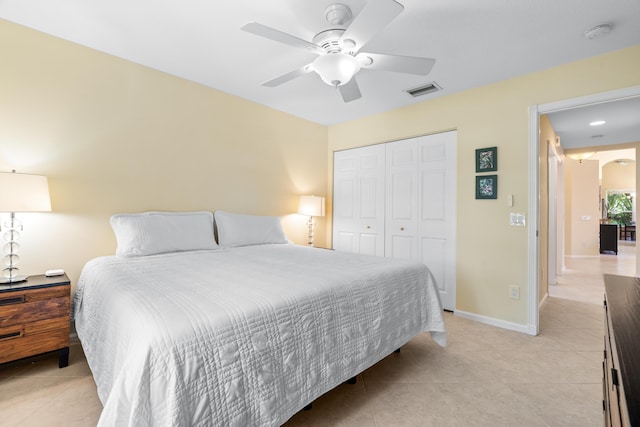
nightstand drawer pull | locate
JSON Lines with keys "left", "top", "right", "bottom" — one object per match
{"left": 0, "top": 330, "right": 23, "bottom": 341}
{"left": 0, "top": 296, "right": 25, "bottom": 306}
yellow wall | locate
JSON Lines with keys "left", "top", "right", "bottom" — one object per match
{"left": 328, "top": 44, "right": 640, "bottom": 325}
{"left": 0, "top": 20, "right": 328, "bottom": 289}
{"left": 564, "top": 159, "right": 600, "bottom": 255}
{"left": 602, "top": 160, "right": 636, "bottom": 193}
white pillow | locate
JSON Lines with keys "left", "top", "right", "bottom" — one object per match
{"left": 214, "top": 211, "right": 288, "bottom": 248}
{"left": 110, "top": 211, "right": 218, "bottom": 257}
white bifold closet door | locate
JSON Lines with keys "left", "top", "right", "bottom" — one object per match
{"left": 332, "top": 144, "right": 385, "bottom": 257}
{"left": 333, "top": 131, "right": 456, "bottom": 310}
{"left": 418, "top": 131, "right": 456, "bottom": 311}
{"left": 385, "top": 138, "right": 419, "bottom": 260}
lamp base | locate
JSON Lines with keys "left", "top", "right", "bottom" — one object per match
{"left": 307, "top": 216, "right": 315, "bottom": 247}
{"left": 0, "top": 275, "right": 28, "bottom": 284}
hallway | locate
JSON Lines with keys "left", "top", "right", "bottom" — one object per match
{"left": 549, "top": 241, "right": 636, "bottom": 306}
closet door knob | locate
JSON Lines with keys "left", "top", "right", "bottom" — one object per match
{"left": 366, "top": 225, "right": 371, "bottom": 229}
{"left": 400, "top": 227, "right": 405, "bottom": 231}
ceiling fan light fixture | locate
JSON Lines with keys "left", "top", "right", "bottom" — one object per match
{"left": 358, "top": 55, "right": 373, "bottom": 66}
{"left": 313, "top": 53, "right": 361, "bottom": 87}
{"left": 342, "top": 38, "right": 357, "bottom": 52}
{"left": 567, "top": 152, "right": 596, "bottom": 162}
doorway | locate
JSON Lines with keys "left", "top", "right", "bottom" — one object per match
{"left": 528, "top": 85, "right": 640, "bottom": 335}
{"left": 551, "top": 150, "right": 636, "bottom": 302}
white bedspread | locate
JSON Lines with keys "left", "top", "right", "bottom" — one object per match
{"left": 73, "top": 244, "right": 446, "bottom": 426}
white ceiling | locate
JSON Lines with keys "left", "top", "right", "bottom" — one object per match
{"left": 547, "top": 96, "right": 640, "bottom": 150}
{"left": 1, "top": 0, "right": 639, "bottom": 126}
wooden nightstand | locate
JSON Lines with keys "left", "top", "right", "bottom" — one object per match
{"left": 0, "top": 274, "right": 71, "bottom": 368}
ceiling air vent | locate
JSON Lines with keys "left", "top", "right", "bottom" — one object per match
{"left": 405, "top": 82, "right": 441, "bottom": 98}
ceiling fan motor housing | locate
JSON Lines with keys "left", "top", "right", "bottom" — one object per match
{"left": 312, "top": 29, "right": 347, "bottom": 53}
{"left": 325, "top": 4, "right": 352, "bottom": 26}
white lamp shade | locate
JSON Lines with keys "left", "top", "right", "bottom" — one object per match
{"left": 0, "top": 172, "right": 52, "bottom": 212}
{"left": 312, "top": 53, "right": 361, "bottom": 87}
{"left": 298, "top": 195, "right": 325, "bottom": 217}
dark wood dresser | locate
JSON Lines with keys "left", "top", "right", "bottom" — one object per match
{"left": 603, "top": 274, "right": 640, "bottom": 426}
{"left": 600, "top": 224, "right": 618, "bottom": 255}
{"left": 0, "top": 274, "right": 70, "bottom": 368}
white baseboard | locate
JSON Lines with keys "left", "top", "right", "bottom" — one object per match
{"left": 454, "top": 310, "right": 530, "bottom": 334}
{"left": 539, "top": 292, "right": 549, "bottom": 309}
{"left": 565, "top": 255, "right": 600, "bottom": 258}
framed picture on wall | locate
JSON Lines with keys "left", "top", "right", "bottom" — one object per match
{"left": 476, "top": 175, "right": 498, "bottom": 199}
{"left": 476, "top": 146, "right": 498, "bottom": 172}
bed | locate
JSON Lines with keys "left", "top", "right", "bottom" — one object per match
{"left": 73, "top": 211, "right": 446, "bottom": 426}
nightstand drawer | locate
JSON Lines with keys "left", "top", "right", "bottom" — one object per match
{"left": 0, "top": 323, "right": 70, "bottom": 364}
{"left": 0, "top": 317, "right": 70, "bottom": 339}
{"left": 0, "top": 286, "right": 70, "bottom": 327}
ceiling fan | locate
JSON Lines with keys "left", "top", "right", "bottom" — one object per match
{"left": 241, "top": 0, "right": 436, "bottom": 103}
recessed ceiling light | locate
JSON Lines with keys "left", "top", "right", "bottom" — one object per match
{"left": 590, "top": 120, "right": 606, "bottom": 126}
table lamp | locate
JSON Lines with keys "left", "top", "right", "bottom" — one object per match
{"left": 298, "top": 195, "right": 325, "bottom": 247}
{"left": 0, "top": 170, "right": 52, "bottom": 283}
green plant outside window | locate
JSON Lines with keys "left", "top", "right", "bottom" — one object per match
{"left": 607, "top": 193, "right": 633, "bottom": 225}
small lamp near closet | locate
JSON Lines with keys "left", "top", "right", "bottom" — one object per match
{"left": 0, "top": 170, "right": 52, "bottom": 284}
{"left": 298, "top": 195, "right": 325, "bottom": 247}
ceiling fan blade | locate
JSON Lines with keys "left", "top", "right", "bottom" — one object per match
{"left": 338, "top": 77, "right": 362, "bottom": 103}
{"left": 262, "top": 64, "right": 313, "bottom": 87}
{"left": 340, "top": 0, "right": 404, "bottom": 52}
{"left": 358, "top": 53, "right": 436, "bottom": 75}
{"left": 241, "top": 22, "right": 323, "bottom": 54}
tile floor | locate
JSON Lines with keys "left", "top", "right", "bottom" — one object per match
{"left": 1, "top": 245, "right": 634, "bottom": 426}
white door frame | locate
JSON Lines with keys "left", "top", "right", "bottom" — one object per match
{"left": 547, "top": 140, "right": 565, "bottom": 286}
{"left": 547, "top": 146, "right": 558, "bottom": 287}
{"left": 528, "top": 85, "right": 640, "bottom": 335}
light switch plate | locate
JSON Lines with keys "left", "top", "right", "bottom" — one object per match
{"left": 510, "top": 212, "right": 526, "bottom": 227}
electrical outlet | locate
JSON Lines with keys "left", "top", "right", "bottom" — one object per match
{"left": 509, "top": 285, "right": 520, "bottom": 300}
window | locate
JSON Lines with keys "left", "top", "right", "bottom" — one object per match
{"left": 606, "top": 191, "right": 635, "bottom": 225}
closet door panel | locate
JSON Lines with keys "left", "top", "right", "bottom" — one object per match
{"left": 422, "top": 171, "right": 445, "bottom": 220}
{"left": 385, "top": 139, "right": 419, "bottom": 260}
{"left": 333, "top": 160, "right": 358, "bottom": 253}
{"left": 357, "top": 146, "right": 385, "bottom": 256}
{"left": 333, "top": 145, "right": 385, "bottom": 256}
{"left": 359, "top": 176, "right": 379, "bottom": 219}
{"left": 359, "top": 233, "right": 379, "bottom": 257}
{"left": 358, "top": 174, "right": 383, "bottom": 256}
{"left": 335, "top": 232, "right": 356, "bottom": 253}
{"left": 334, "top": 177, "right": 355, "bottom": 218}
{"left": 420, "top": 237, "right": 446, "bottom": 293}
{"left": 418, "top": 131, "right": 456, "bottom": 310}
{"left": 389, "top": 235, "right": 416, "bottom": 260}
{"left": 391, "top": 174, "right": 414, "bottom": 219}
